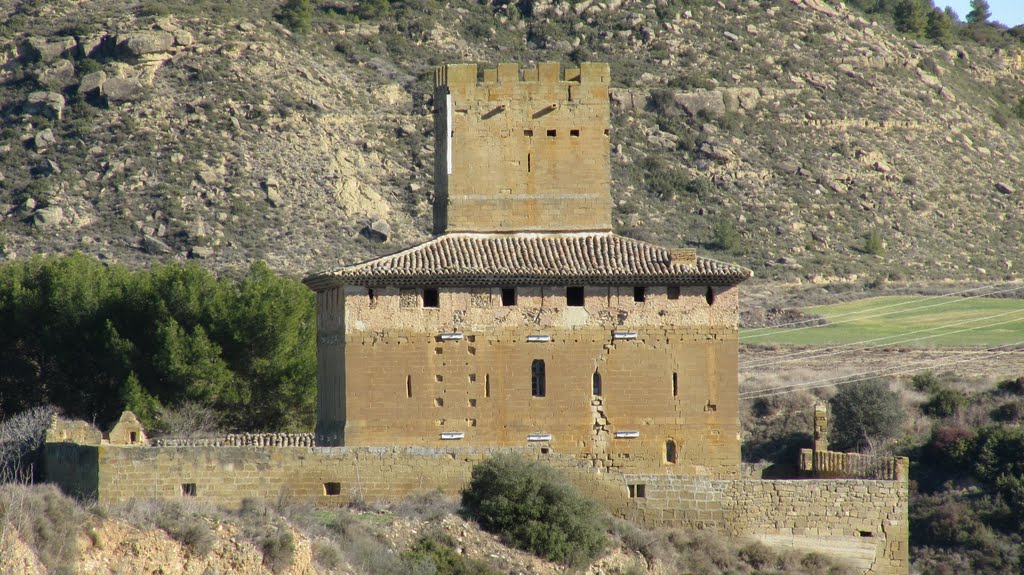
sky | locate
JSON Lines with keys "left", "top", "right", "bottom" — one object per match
{"left": 941, "top": 1, "right": 1024, "bottom": 27}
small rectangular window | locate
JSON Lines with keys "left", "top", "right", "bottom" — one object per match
{"left": 406, "top": 375, "right": 412, "bottom": 398}
{"left": 129, "top": 431, "right": 138, "bottom": 444}
{"left": 423, "top": 288, "right": 439, "bottom": 308}
{"left": 367, "top": 288, "right": 375, "bottom": 303}
{"left": 485, "top": 374, "right": 491, "bottom": 398}
{"left": 570, "top": 129, "right": 580, "bottom": 137}
{"left": 566, "top": 286, "right": 584, "bottom": 307}
{"left": 501, "top": 288, "right": 517, "bottom": 306}
{"left": 324, "top": 482, "right": 342, "bottom": 496}
{"left": 633, "top": 287, "right": 646, "bottom": 302}
{"left": 181, "top": 483, "right": 197, "bottom": 497}
{"left": 546, "top": 129, "right": 557, "bottom": 137}
{"left": 667, "top": 286, "right": 680, "bottom": 300}
{"left": 628, "top": 484, "right": 646, "bottom": 498}
{"left": 524, "top": 129, "right": 533, "bottom": 137}
{"left": 672, "top": 372, "right": 678, "bottom": 397}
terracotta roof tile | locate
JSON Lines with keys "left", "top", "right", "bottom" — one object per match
{"left": 303, "top": 233, "right": 752, "bottom": 290}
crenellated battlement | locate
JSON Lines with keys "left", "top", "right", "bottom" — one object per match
{"left": 433, "top": 62, "right": 612, "bottom": 233}
{"left": 434, "top": 62, "right": 611, "bottom": 89}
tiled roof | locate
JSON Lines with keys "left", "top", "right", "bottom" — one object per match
{"left": 303, "top": 233, "right": 752, "bottom": 290}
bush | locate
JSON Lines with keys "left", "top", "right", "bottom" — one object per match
{"left": 911, "top": 371, "right": 943, "bottom": 393}
{"left": 260, "top": 525, "right": 296, "bottom": 573}
{"left": 401, "top": 534, "right": 500, "bottom": 575}
{"left": 923, "top": 388, "right": 968, "bottom": 418}
{"left": 0, "top": 406, "right": 59, "bottom": 481}
{"left": 711, "top": 218, "right": 741, "bottom": 252}
{"left": 863, "top": 230, "right": 885, "bottom": 255}
{"left": 828, "top": 380, "right": 905, "bottom": 452}
{"left": 277, "top": 0, "right": 311, "bottom": 34}
{"left": 0, "top": 484, "right": 87, "bottom": 572}
{"left": 461, "top": 454, "right": 607, "bottom": 565}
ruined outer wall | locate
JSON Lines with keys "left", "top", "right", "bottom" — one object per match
{"left": 48, "top": 444, "right": 906, "bottom": 575}
{"left": 623, "top": 474, "right": 908, "bottom": 575}
{"left": 321, "top": 285, "right": 741, "bottom": 476}
{"left": 43, "top": 443, "right": 99, "bottom": 499}
{"left": 434, "top": 63, "right": 611, "bottom": 233}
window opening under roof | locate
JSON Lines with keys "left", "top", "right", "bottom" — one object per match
{"left": 566, "top": 286, "right": 584, "bottom": 307}
{"left": 423, "top": 288, "right": 440, "bottom": 308}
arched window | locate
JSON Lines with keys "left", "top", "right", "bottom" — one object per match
{"left": 705, "top": 286, "right": 715, "bottom": 306}
{"left": 665, "top": 439, "right": 677, "bottom": 464}
{"left": 531, "top": 360, "right": 546, "bottom": 397}
{"left": 592, "top": 371, "right": 602, "bottom": 396}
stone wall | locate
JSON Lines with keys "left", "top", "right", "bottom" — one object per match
{"left": 434, "top": 62, "right": 612, "bottom": 233}
{"left": 318, "top": 284, "right": 742, "bottom": 476}
{"left": 43, "top": 443, "right": 908, "bottom": 575}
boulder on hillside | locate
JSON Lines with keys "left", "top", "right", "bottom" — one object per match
{"left": 79, "top": 70, "right": 106, "bottom": 96}
{"left": 995, "top": 182, "right": 1015, "bottom": 195}
{"left": 22, "top": 36, "right": 76, "bottom": 62}
{"left": 118, "top": 31, "right": 175, "bottom": 57}
{"left": 674, "top": 90, "right": 725, "bottom": 118}
{"left": 102, "top": 77, "right": 146, "bottom": 102}
{"left": 33, "top": 206, "right": 64, "bottom": 228}
{"left": 33, "top": 128, "right": 57, "bottom": 151}
{"left": 361, "top": 220, "right": 391, "bottom": 242}
{"left": 142, "top": 235, "right": 172, "bottom": 254}
{"left": 25, "top": 91, "right": 65, "bottom": 119}
{"left": 35, "top": 58, "right": 76, "bottom": 89}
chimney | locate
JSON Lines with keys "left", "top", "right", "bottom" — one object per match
{"left": 669, "top": 248, "right": 697, "bottom": 266}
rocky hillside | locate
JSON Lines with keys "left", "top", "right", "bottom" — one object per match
{"left": 1, "top": 0, "right": 1023, "bottom": 283}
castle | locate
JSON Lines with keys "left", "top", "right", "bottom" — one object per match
{"left": 43, "top": 63, "right": 909, "bottom": 575}
{"left": 303, "top": 62, "right": 751, "bottom": 476}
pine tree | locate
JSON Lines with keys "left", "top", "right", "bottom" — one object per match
{"left": 967, "top": 0, "right": 991, "bottom": 24}
{"left": 926, "top": 8, "right": 955, "bottom": 46}
{"left": 894, "top": 0, "right": 928, "bottom": 36}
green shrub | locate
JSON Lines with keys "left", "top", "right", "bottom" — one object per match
{"left": 260, "top": 525, "right": 296, "bottom": 573}
{"left": 277, "top": 0, "right": 312, "bottom": 34}
{"left": 401, "top": 534, "right": 500, "bottom": 575}
{"left": 991, "top": 400, "right": 1024, "bottom": 423}
{"left": 863, "top": 230, "right": 885, "bottom": 255}
{"left": 923, "top": 388, "right": 968, "bottom": 418}
{"left": 461, "top": 454, "right": 607, "bottom": 565}
{"left": 711, "top": 218, "right": 741, "bottom": 253}
{"left": 911, "top": 371, "right": 943, "bottom": 393}
{"left": 828, "top": 380, "right": 905, "bottom": 452}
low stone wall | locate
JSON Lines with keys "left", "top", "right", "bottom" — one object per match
{"left": 152, "top": 433, "right": 316, "bottom": 448}
{"left": 799, "top": 448, "right": 908, "bottom": 480}
{"left": 42, "top": 443, "right": 908, "bottom": 575}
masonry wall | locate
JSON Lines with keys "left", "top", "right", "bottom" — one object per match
{"left": 434, "top": 62, "right": 612, "bottom": 233}
{"left": 318, "top": 285, "right": 741, "bottom": 476}
{"left": 44, "top": 444, "right": 908, "bottom": 575}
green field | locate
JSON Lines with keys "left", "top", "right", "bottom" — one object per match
{"left": 741, "top": 296, "right": 1024, "bottom": 347}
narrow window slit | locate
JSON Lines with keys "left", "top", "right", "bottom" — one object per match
{"left": 531, "top": 360, "right": 546, "bottom": 397}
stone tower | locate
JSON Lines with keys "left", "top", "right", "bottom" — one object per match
{"left": 433, "top": 62, "right": 612, "bottom": 233}
{"left": 304, "top": 63, "right": 752, "bottom": 477}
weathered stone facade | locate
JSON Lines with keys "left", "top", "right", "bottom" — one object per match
{"left": 433, "top": 62, "right": 612, "bottom": 233}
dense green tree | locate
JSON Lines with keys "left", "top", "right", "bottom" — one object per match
{"left": 277, "top": 0, "right": 312, "bottom": 34}
{"left": 926, "top": 8, "right": 955, "bottom": 46}
{"left": 828, "top": 380, "right": 905, "bottom": 452}
{"left": 0, "top": 254, "right": 316, "bottom": 431}
{"left": 894, "top": 0, "right": 929, "bottom": 36}
{"left": 967, "top": 0, "right": 991, "bottom": 24}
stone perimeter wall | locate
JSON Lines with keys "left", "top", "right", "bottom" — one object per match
{"left": 44, "top": 443, "right": 907, "bottom": 575}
